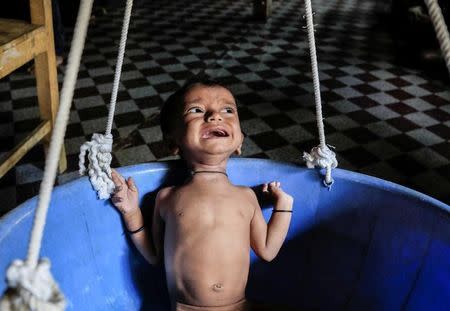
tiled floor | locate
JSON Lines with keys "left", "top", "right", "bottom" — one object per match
{"left": 0, "top": 0, "right": 449, "bottom": 215}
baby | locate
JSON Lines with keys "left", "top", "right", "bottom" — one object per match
{"left": 111, "top": 77, "right": 294, "bottom": 311}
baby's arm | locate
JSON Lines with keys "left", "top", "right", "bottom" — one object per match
{"left": 152, "top": 187, "right": 171, "bottom": 262}
{"left": 249, "top": 182, "right": 294, "bottom": 262}
{"left": 111, "top": 170, "right": 159, "bottom": 265}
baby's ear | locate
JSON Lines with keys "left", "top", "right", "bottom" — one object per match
{"left": 234, "top": 146, "right": 242, "bottom": 156}
{"left": 164, "top": 136, "right": 180, "bottom": 156}
{"left": 234, "top": 131, "right": 244, "bottom": 155}
{"left": 168, "top": 141, "right": 179, "bottom": 155}
{"left": 171, "top": 146, "right": 180, "bottom": 155}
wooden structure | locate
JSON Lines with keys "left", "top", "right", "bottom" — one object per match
{"left": 253, "top": 0, "right": 273, "bottom": 19}
{"left": 0, "top": 0, "right": 67, "bottom": 178}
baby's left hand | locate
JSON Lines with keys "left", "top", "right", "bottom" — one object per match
{"left": 111, "top": 169, "right": 139, "bottom": 216}
{"left": 262, "top": 181, "right": 294, "bottom": 207}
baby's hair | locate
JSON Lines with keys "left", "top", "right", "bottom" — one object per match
{"left": 160, "top": 75, "right": 232, "bottom": 138}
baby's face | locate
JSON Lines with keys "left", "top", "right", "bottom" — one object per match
{"left": 173, "top": 84, "right": 243, "bottom": 159}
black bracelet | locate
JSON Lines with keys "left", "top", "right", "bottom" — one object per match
{"left": 272, "top": 209, "right": 292, "bottom": 213}
{"left": 127, "top": 224, "right": 145, "bottom": 235}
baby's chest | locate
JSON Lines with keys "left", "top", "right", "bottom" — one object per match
{"left": 168, "top": 194, "right": 252, "bottom": 227}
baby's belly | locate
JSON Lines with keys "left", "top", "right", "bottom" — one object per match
{"left": 165, "top": 231, "right": 250, "bottom": 306}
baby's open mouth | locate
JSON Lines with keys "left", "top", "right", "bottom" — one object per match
{"left": 201, "top": 128, "right": 229, "bottom": 139}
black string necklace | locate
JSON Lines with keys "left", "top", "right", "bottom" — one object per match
{"left": 191, "top": 170, "right": 228, "bottom": 177}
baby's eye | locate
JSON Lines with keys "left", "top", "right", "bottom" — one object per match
{"left": 222, "top": 107, "right": 235, "bottom": 113}
{"left": 186, "top": 107, "right": 204, "bottom": 114}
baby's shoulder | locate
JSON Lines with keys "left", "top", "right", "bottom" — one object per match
{"left": 156, "top": 186, "right": 176, "bottom": 203}
{"left": 234, "top": 185, "right": 258, "bottom": 201}
{"left": 155, "top": 186, "right": 177, "bottom": 218}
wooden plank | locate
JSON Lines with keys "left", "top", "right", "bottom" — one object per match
{"left": 0, "top": 121, "right": 51, "bottom": 179}
{"left": 0, "top": 0, "right": 67, "bottom": 175}
{"left": 31, "top": 0, "right": 67, "bottom": 173}
{"left": 0, "top": 19, "right": 40, "bottom": 48}
{"left": 0, "top": 26, "right": 46, "bottom": 79}
{"left": 253, "top": 0, "right": 273, "bottom": 20}
{"left": 30, "top": 0, "right": 52, "bottom": 26}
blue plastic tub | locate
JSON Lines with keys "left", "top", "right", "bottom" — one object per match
{"left": 1, "top": 159, "right": 449, "bottom": 310}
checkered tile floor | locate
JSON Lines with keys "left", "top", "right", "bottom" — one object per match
{"left": 1, "top": 0, "right": 449, "bottom": 215}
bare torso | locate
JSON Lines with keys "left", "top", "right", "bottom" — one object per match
{"left": 111, "top": 84, "right": 294, "bottom": 310}
{"left": 158, "top": 176, "right": 256, "bottom": 308}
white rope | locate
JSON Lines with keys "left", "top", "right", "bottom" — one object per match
{"left": 106, "top": 0, "right": 133, "bottom": 135}
{"left": 424, "top": 0, "right": 450, "bottom": 76}
{"left": 1, "top": 0, "right": 94, "bottom": 309}
{"left": 79, "top": 0, "right": 134, "bottom": 199}
{"left": 79, "top": 133, "right": 114, "bottom": 199}
{"left": 302, "top": 0, "right": 338, "bottom": 188}
{"left": 0, "top": 259, "right": 65, "bottom": 311}
{"left": 28, "top": 0, "right": 94, "bottom": 270}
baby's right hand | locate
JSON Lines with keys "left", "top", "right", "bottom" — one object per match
{"left": 262, "top": 181, "right": 294, "bottom": 207}
{"left": 111, "top": 169, "right": 139, "bottom": 216}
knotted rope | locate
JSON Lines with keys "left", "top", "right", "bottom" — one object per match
{"left": 0, "top": 260, "right": 65, "bottom": 311}
{"left": 303, "top": 145, "right": 338, "bottom": 186}
{"left": 79, "top": 133, "right": 114, "bottom": 199}
{"left": 0, "top": 0, "right": 95, "bottom": 309}
{"left": 424, "top": 0, "right": 450, "bottom": 76}
{"left": 302, "top": 0, "right": 338, "bottom": 188}
{"left": 79, "top": 0, "right": 134, "bottom": 199}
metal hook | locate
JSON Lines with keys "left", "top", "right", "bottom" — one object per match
{"left": 300, "top": 11, "right": 318, "bottom": 31}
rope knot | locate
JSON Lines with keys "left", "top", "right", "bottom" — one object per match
{"left": 303, "top": 145, "right": 337, "bottom": 169}
{"left": 303, "top": 145, "right": 338, "bottom": 188}
{"left": 79, "top": 133, "right": 115, "bottom": 199}
{"left": 0, "top": 259, "right": 65, "bottom": 311}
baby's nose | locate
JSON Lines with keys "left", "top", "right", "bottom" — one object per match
{"left": 206, "top": 111, "right": 223, "bottom": 122}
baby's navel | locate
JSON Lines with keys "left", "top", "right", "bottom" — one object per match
{"left": 212, "top": 283, "right": 224, "bottom": 292}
